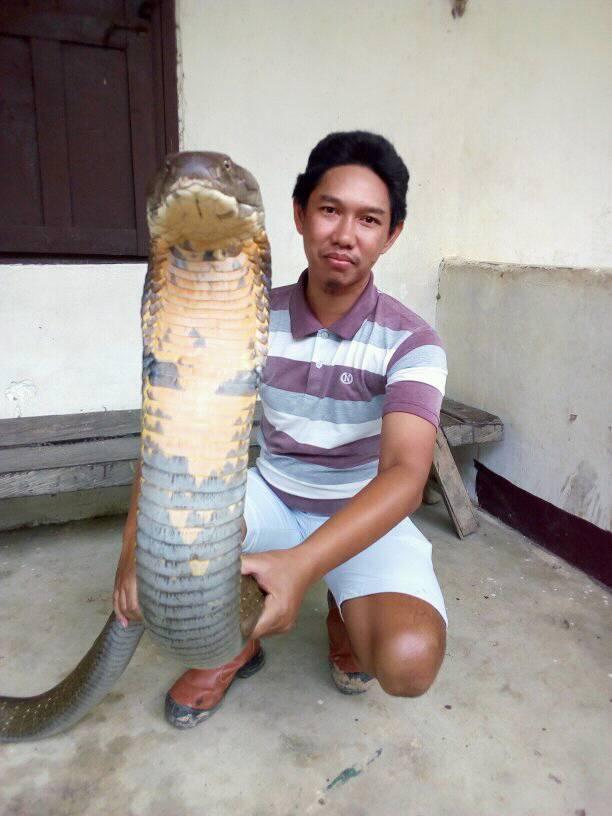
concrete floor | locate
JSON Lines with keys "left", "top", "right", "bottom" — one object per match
{"left": 0, "top": 502, "right": 610, "bottom": 816}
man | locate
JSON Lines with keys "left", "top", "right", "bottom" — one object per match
{"left": 114, "top": 131, "right": 448, "bottom": 729}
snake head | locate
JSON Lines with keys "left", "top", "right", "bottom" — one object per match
{"left": 147, "top": 152, "right": 265, "bottom": 248}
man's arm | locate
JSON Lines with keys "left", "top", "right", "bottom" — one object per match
{"left": 242, "top": 412, "right": 436, "bottom": 637}
{"left": 113, "top": 459, "right": 144, "bottom": 626}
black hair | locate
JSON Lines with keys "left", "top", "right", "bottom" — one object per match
{"left": 292, "top": 130, "right": 409, "bottom": 232}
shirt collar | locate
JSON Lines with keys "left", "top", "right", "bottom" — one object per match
{"left": 289, "top": 269, "right": 379, "bottom": 340}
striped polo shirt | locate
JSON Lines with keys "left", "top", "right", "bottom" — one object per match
{"left": 256, "top": 270, "right": 447, "bottom": 514}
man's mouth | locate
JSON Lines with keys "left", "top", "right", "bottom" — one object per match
{"left": 325, "top": 252, "right": 355, "bottom": 266}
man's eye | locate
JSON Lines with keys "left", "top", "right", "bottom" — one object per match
{"left": 363, "top": 215, "right": 379, "bottom": 225}
{"left": 322, "top": 206, "right": 336, "bottom": 214}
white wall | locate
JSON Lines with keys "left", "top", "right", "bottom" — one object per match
{"left": 178, "top": 0, "right": 612, "bottom": 304}
{"left": 437, "top": 260, "right": 611, "bottom": 532}
{"left": 2, "top": 264, "right": 144, "bottom": 419}
{"left": 177, "top": 0, "right": 464, "bottom": 324}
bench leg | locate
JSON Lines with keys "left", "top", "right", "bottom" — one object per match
{"left": 432, "top": 429, "right": 479, "bottom": 539}
{"left": 422, "top": 478, "right": 441, "bottom": 505}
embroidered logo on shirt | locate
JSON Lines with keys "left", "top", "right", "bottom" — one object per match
{"left": 340, "top": 372, "right": 354, "bottom": 385}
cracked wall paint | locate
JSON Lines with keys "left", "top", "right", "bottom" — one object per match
{"left": 0, "top": 263, "right": 144, "bottom": 419}
{"left": 5, "top": 381, "right": 37, "bottom": 418}
{"left": 562, "top": 461, "right": 606, "bottom": 531}
{"left": 438, "top": 261, "right": 611, "bottom": 532}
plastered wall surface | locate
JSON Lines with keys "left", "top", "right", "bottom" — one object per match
{"left": 1, "top": 264, "right": 144, "bottom": 419}
{"left": 178, "top": 0, "right": 612, "bottom": 305}
{"left": 437, "top": 260, "right": 611, "bottom": 532}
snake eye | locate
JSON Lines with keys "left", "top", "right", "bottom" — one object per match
{"left": 223, "top": 159, "right": 232, "bottom": 171}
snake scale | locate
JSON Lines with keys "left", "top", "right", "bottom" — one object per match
{"left": 0, "top": 152, "right": 269, "bottom": 742}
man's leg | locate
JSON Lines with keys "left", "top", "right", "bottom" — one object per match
{"left": 341, "top": 592, "right": 446, "bottom": 697}
{"left": 323, "top": 512, "right": 448, "bottom": 697}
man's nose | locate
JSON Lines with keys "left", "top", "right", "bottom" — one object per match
{"left": 332, "top": 215, "right": 356, "bottom": 247}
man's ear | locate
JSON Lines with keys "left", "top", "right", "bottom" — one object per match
{"left": 293, "top": 199, "right": 306, "bottom": 235}
{"left": 381, "top": 221, "right": 404, "bottom": 255}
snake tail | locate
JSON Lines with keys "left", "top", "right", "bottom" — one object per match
{"left": 0, "top": 616, "right": 144, "bottom": 742}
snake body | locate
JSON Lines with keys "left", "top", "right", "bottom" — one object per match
{"left": 0, "top": 152, "right": 269, "bottom": 741}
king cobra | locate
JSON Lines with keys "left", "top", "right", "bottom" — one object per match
{"left": 0, "top": 152, "right": 269, "bottom": 742}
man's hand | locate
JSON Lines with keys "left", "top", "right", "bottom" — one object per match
{"left": 113, "top": 545, "right": 143, "bottom": 628}
{"left": 241, "top": 548, "right": 314, "bottom": 639}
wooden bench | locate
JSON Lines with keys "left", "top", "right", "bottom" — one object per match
{"left": 0, "top": 399, "right": 502, "bottom": 538}
{"left": 432, "top": 399, "right": 503, "bottom": 537}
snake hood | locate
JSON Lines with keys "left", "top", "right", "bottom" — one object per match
{"left": 147, "top": 152, "right": 265, "bottom": 248}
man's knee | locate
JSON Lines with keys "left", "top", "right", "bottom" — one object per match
{"left": 374, "top": 627, "right": 446, "bottom": 698}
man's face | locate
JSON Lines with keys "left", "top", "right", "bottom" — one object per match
{"left": 293, "top": 164, "right": 403, "bottom": 295}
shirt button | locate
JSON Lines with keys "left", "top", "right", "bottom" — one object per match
{"left": 320, "top": 330, "right": 329, "bottom": 339}
{"left": 315, "top": 361, "right": 323, "bottom": 369}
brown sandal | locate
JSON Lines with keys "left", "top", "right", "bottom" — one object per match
{"left": 326, "top": 592, "right": 374, "bottom": 695}
{"left": 165, "top": 639, "right": 265, "bottom": 728}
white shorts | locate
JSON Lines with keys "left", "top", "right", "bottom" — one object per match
{"left": 242, "top": 468, "right": 447, "bottom": 625}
